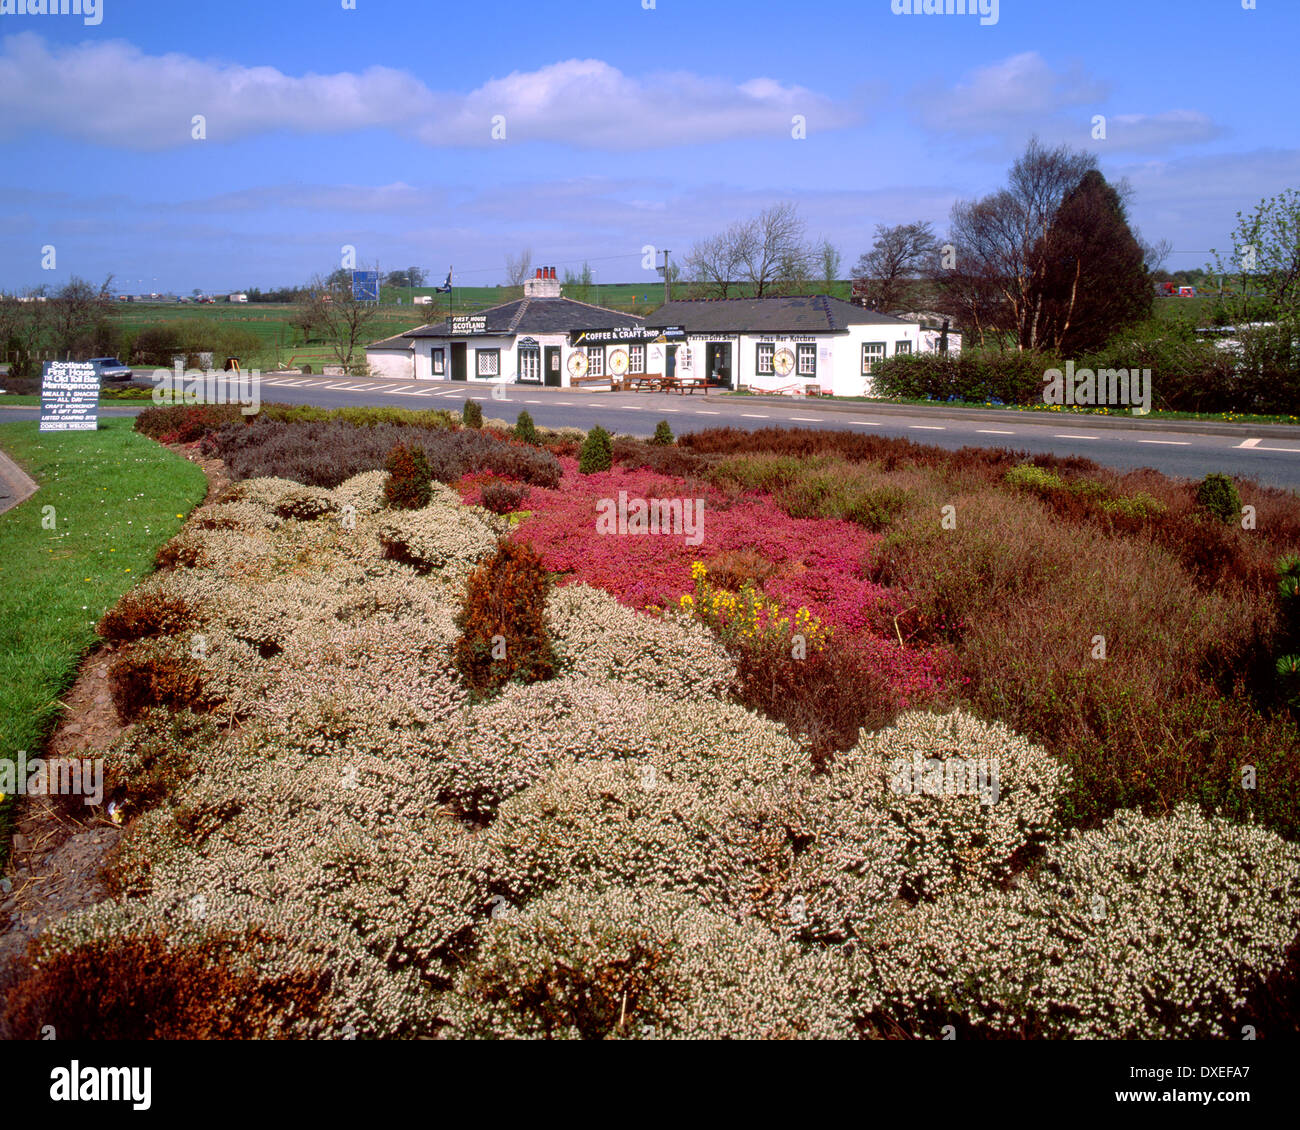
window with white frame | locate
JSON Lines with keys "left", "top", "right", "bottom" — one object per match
{"left": 895, "top": 340, "right": 912, "bottom": 355}
{"left": 861, "top": 342, "right": 886, "bottom": 374}
{"left": 518, "top": 346, "right": 540, "bottom": 382}
{"left": 586, "top": 346, "right": 604, "bottom": 376}
{"left": 629, "top": 344, "right": 646, "bottom": 374}
{"left": 477, "top": 348, "right": 500, "bottom": 377}
{"left": 797, "top": 343, "right": 816, "bottom": 377}
{"left": 756, "top": 343, "right": 775, "bottom": 375}
{"left": 431, "top": 348, "right": 445, "bottom": 376}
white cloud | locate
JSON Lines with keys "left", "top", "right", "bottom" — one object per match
{"left": 0, "top": 34, "right": 858, "bottom": 151}
{"left": 912, "top": 51, "right": 1223, "bottom": 158}
{"left": 915, "top": 51, "right": 1105, "bottom": 136}
{"left": 1091, "top": 110, "right": 1222, "bottom": 154}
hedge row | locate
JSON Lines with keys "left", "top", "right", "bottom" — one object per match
{"left": 871, "top": 323, "right": 1300, "bottom": 415}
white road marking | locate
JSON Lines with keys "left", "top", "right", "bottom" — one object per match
{"left": 741, "top": 413, "right": 770, "bottom": 418}
{"left": 695, "top": 410, "right": 720, "bottom": 415}
{"left": 789, "top": 416, "right": 819, "bottom": 422}
{"left": 619, "top": 405, "right": 644, "bottom": 410}
{"left": 977, "top": 429, "right": 1015, "bottom": 435}
{"left": 909, "top": 424, "right": 944, "bottom": 430}
{"left": 851, "top": 420, "right": 881, "bottom": 426}
{"left": 324, "top": 383, "right": 355, "bottom": 390}
{"left": 1138, "top": 439, "right": 1190, "bottom": 446}
{"left": 660, "top": 408, "right": 682, "bottom": 413}
{"left": 1236, "top": 438, "right": 1300, "bottom": 453}
{"left": 524, "top": 400, "right": 542, "bottom": 404}
{"left": 1054, "top": 433, "right": 1099, "bottom": 440}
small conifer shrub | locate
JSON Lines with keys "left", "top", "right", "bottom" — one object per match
{"left": 578, "top": 425, "right": 613, "bottom": 474}
{"left": 453, "top": 540, "right": 557, "bottom": 693}
{"left": 382, "top": 442, "right": 433, "bottom": 509}
{"left": 514, "top": 410, "right": 539, "bottom": 446}
{"left": 1195, "top": 472, "right": 1241, "bottom": 524}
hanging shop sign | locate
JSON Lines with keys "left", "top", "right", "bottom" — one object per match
{"left": 569, "top": 326, "right": 685, "bottom": 347}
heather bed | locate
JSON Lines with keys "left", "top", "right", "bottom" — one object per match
{"left": 2, "top": 466, "right": 1297, "bottom": 1040}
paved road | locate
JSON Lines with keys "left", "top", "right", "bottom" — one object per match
{"left": 5, "top": 373, "right": 1300, "bottom": 490}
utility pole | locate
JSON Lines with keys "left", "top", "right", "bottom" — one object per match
{"left": 660, "top": 249, "right": 672, "bottom": 303}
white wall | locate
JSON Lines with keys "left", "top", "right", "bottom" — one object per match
{"left": 364, "top": 348, "right": 414, "bottom": 380}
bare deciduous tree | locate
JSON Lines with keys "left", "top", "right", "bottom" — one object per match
{"left": 49, "top": 275, "right": 115, "bottom": 360}
{"left": 298, "top": 273, "right": 385, "bottom": 370}
{"left": 851, "top": 222, "right": 941, "bottom": 313}
{"left": 505, "top": 248, "right": 534, "bottom": 288}
{"left": 948, "top": 137, "right": 1099, "bottom": 349}
{"left": 685, "top": 202, "right": 816, "bottom": 298}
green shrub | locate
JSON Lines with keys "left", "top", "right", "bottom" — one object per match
{"left": 463, "top": 398, "right": 483, "bottom": 429}
{"left": 513, "top": 410, "right": 538, "bottom": 446}
{"left": 578, "top": 425, "right": 613, "bottom": 474}
{"left": 1004, "top": 463, "right": 1067, "bottom": 496}
{"left": 382, "top": 442, "right": 433, "bottom": 509}
{"left": 453, "top": 540, "right": 557, "bottom": 694}
{"left": 1196, "top": 473, "right": 1242, "bottom": 524}
{"left": 651, "top": 420, "right": 674, "bottom": 446}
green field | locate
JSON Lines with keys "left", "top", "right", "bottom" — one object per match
{"left": 0, "top": 417, "right": 207, "bottom": 859}
{"left": 97, "top": 284, "right": 1218, "bottom": 375}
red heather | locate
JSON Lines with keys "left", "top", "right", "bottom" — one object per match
{"left": 484, "top": 458, "right": 953, "bottom": 702}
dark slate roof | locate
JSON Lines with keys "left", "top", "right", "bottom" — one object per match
{"left": 402, "top": 297, "right": 645, "bottom": 339}
{"left": 366, "top": 332, "right": 415, "bottom": 350}
{"left": 645, "top": 295, "right": 910, "bottom": 334}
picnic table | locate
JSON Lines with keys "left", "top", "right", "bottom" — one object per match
{"left": 627, "top": 375, "right": 708, "bottom": 394}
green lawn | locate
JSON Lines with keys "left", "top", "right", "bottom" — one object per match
{"left": 0, "top": 417, "right": 207, "bottom": 860}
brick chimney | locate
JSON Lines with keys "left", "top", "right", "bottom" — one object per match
{"left": 523, "top": 265, "right": 562, "bottom": 298}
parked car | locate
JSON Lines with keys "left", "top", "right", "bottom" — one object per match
{"left": 88, "top": 357, "right": 134, "bottom": 382}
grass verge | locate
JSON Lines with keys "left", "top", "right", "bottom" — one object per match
{"left": 0, "top": 417, "right": 207, "bottom": 861}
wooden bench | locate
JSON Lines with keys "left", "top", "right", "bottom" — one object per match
{"left": 663, "top": 376, "right": 709, "bottom": 395}
{"left": 569, "top": 374, "right": 617, "bottom": 389}
{"left": 627, "top": 374, "right": 669, "bottom": 392}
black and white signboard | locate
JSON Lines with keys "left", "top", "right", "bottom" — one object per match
{"left": 569, "top": 326, "right": 685, "bottom": 346}
{"left": 449, "top": 314, "right": 488, "bottom": 335}
{"left": 39, "top": 361, "right": 100, "bottom": 432}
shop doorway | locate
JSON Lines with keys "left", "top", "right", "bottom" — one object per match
{"left": 544, "top": 346, "right": 562, "bottom": 387}
{"left": 705, "top": 342, "right": 733, "bottom": 388}
{"left": 451, "top": 342, "right": 467, "bottom": 381}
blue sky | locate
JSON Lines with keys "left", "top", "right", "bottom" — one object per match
{"left": 1, "top": 0, "right": 1296, "bottom": 294}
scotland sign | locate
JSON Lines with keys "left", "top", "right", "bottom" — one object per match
{"left": 39, "top": 361, "right": 100, "bottom": 432}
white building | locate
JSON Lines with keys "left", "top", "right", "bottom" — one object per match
{"left": 365, "top": 332, "right": 416, "bottom": 380}
{"left": 644, "top": 295, "right": 960, "bottom": 397}
{"left": 384, "top": 268, "right": 651, "bottom": 387}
